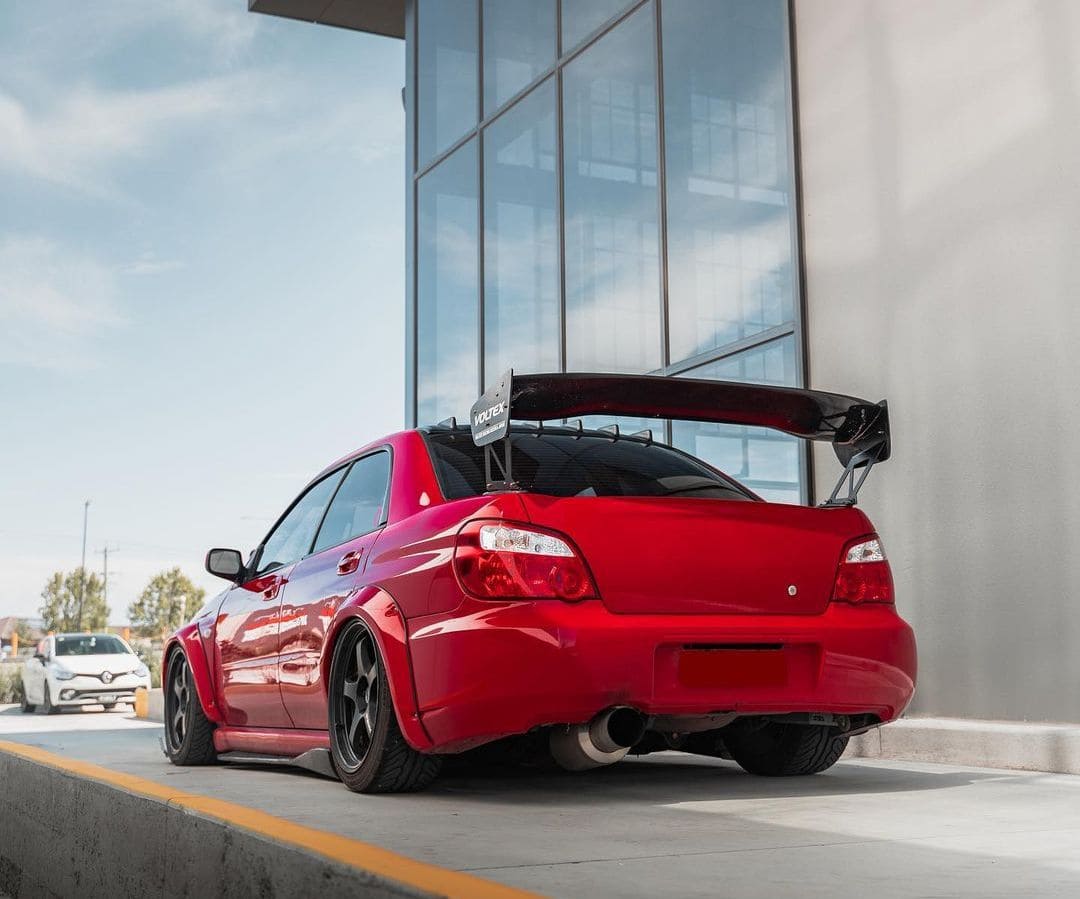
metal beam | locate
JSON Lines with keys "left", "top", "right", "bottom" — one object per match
{"left": 249, "top": 0, "right": 405, "bottom": 39}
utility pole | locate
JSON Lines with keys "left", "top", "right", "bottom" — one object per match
{"left": 76, "top": 499, "right": 91, "bottom": 631}
{"left": 97, "top": 545, "right": 120, "bottom": 611}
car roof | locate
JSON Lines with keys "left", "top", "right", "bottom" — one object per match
{"left": 53, "top": 633, "right": 118, "bottom": 640}
{"left": 310, "top": 430, "right": 414, "bottom": 484}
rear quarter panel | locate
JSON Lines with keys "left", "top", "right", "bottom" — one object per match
{"left": 373, "top": 431, "right": 530, "bottom": 618}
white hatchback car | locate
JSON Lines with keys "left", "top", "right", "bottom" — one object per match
{"left": 21, "top": 633, "right": 151, "bottom": 713}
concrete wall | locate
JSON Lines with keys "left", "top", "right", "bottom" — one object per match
{"left": 795, "top": 0, "right": 1080, "bottom": 722}
{"left": 0, "top": 749, "right": 423, "bottom": 899}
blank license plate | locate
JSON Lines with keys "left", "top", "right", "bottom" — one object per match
{"left": 678, "top": 649, "right": 787, "bottom": 688}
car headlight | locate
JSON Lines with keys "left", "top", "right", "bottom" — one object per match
{"left": 52, "top": 665, "right": 76, "bottom": 681}
{"left": 134, "top": 663, "right": 149, "bottom": 678}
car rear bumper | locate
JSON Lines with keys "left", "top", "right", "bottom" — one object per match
{"left": 408, "top": 600, "right": 917, "bottom": 753}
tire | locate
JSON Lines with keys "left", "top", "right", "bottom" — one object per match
{"left": 328, "top": 620, "right": 441, "bottom": 794}
{"left": 20, "top": 689, "right": 35, "bottom": 714}
{"left": 726, "top": 722, "right": 848, "bottom": 777}
{"left": 42, "top": 685, "right": 59, "bottom": 715}
{"left": 163, "top": 649, "right": 216, "bottom": 766}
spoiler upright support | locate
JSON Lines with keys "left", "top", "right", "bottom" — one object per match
{"left": 470, "top": 369, "right": 519, "bottom": 492}
{"left": 468, "top": 369, "right": 891, "bottom": 504}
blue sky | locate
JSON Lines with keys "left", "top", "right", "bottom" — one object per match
{"left": 0, "top": 1, "right": 406, "bottom": 619}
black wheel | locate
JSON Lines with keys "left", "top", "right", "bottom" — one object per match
{"left": 42, "top": 685, "right": 59, "bottom": 715}
{"left": 328, "top": 620, "right": 441, "bottom": 793}
{"left": 726, "top": 722, "right": 848, "bottom": 776}
{"left": 164, "top": 650, "right": 216, "bottom": 765}
{"left": 102, "top": 703, "right": 117, "bottom": 711}
{"left": 20, "top": 689, "right": 35, "bottom": 714}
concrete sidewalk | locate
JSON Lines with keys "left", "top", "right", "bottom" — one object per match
{"left": 850, "top": 716, "right": 1080, "bottom": 774}
{"left": 2, "top": 705, "right": 1079, "bottom": 897}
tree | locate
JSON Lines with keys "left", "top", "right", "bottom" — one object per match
{"left": 39, "top": 568, "right": 109, "bottom": 632}
{"left": 14, "top": 619, "right": 35, "bottom": 645}
{"left": 128, "top": 568, "right": 206, "bottom": 639}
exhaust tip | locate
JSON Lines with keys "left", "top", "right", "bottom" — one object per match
{"left": 604, "top": 707, "right": 647, "bottom": 749}
{"left": 550, "top": 707, "right": 648, "bottom": 772}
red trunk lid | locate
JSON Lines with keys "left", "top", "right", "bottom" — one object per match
{"left": 518, "top": 495, "right": 871, "bottom": 615}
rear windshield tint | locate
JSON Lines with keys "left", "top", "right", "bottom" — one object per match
{"left": 425, "top": 431, "right": 754, "bottom": 501}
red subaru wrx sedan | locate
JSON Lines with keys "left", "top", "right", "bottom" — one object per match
{"left": 163, "top": 371, "right": 916, "bottom": 793}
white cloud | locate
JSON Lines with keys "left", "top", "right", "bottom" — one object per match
{"left": 0, "top": 0, "right": 404, "bottom": 195}
{"left": 7, "top": 0, "right": 259, "bottom": 72}
{"left": 0, "top": 72, "right": 272, "bottom": 196}
{"left": 121, "top": 254, "right": 184, "bottom": 276}
{"left": 0, "top": 236, "right": 125, "bottom": 370}
{"left": 0, "top": 72, "right": 401, "bottom": 198}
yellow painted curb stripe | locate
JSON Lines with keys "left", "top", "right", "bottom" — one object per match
{"left": 0, "top": 740, "right": 541, "bottom": 899}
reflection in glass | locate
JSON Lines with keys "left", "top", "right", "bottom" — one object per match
{"left": 671, "top": 337, "right": 801, "bottom": 503}
{"left": 562, "top": 6, "right": 661, "bottom": 374}
{"left": 483, "top": 0, "right": 556, "bottom": 114}
{"left": 561, "top": 0, "right": 633, "bottom": 52}
{"left": 417, "top": 0, "right": 478, "bottom": 167}
{"left": 662, "top": 0, "right": 796, "bottom": 364}
{"left": 417, "top": 141, "right": 478, "bottom": 424}
{"left": 484, "top": 81, "right": 559, "bottom": 378}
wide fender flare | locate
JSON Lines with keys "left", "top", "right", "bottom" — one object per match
{"left": 323, "top": 585, "right": 434, "bottom": 752}
{"left": 163, "top": 617, "right": 225, "bottom": 725}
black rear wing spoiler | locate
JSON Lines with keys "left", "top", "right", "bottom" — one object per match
{"left": 469, "top": 370, "right": 890, "bottom": 506}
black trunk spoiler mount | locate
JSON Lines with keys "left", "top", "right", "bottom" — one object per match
{"left": 468, "top": 370, "right": 890, "bottom": 506}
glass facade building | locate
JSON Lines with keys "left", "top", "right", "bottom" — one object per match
{"left": 408, "top": 0, "right": 805, "bottom": 503}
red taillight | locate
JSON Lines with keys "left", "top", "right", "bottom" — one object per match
{"left": 832, "top": 536, "right": 894, "bottom": 604}
{"left": 454, "top": 521, "right": 598, "bottom": 602}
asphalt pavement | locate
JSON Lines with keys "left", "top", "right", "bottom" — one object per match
{"left": 2, "top": 704, "right": 1079, "bottom": 898}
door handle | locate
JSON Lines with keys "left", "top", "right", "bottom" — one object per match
{"left": 337, "top": 550, "right": 363, "bottom": 576}
{"left": 262, "top": 577, "right": 285, "bottom": 601}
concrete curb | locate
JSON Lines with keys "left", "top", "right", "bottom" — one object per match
{"left": 133, "top": 686, "right": 163, "bottom": 722}
{"left": 847, "top": 716, "right": 1080, "bottom": 774}
{"left": 0, "top": 741, "right": 537, "bottom": 899}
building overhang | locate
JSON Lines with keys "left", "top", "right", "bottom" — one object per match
{"left": 248, "top": 0, "right": 404, "bottom": 39}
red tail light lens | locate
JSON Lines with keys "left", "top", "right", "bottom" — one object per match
{"left": 454, "top": 521, "right": 598, "bottom": 602}
{"left": 832, "top": 536, "right": 895, "bottom": 604}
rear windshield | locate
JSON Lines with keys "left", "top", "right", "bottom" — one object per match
{"left": 425, "top": 431, "right": 755, "bottom": 501}
{"left": 55, "top": 635, "right": 129, "bottom": 656}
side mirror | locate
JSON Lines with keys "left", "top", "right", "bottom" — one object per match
{"left": 206, "top": 548, "right": 245, "bottom": 582}
{"left": 34, "top": 652, "right": 46, "bottom": 662}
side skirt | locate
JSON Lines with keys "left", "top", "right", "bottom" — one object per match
{"left": 216, "top": 749, "right": 338, "bottom": 781}
{"left": 213, "top": 726, "right": 329, "bottom": 758}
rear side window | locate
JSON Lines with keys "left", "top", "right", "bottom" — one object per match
{"left": 426, "top": 431, "right": 754, "bottom": 501}
{"left": 313, "top": 452, "right": 392, "bottom": 553}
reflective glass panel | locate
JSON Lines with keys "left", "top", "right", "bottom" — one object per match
{"left": 662, "top": 0, "right": 796, "bottom": 363}
{"left": 561, "top": 0, "right": 633, "bottom": 52}
{"left": 563, "top": 6, "right": 661, "bottom": 373}
{"left": 671, "top": 337, "right": 801, "bottom": 503}
{"left": 483, "top": 0, "right": 556, "bottom": 114}
{"left": 417, "top": 140, "right": 479, "bottom": 424}
{"left": 484, "top": 80, "right": 559, "bottom": 378}
{"left": 417, "top": 0, "right": 478, "bottom": 167}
